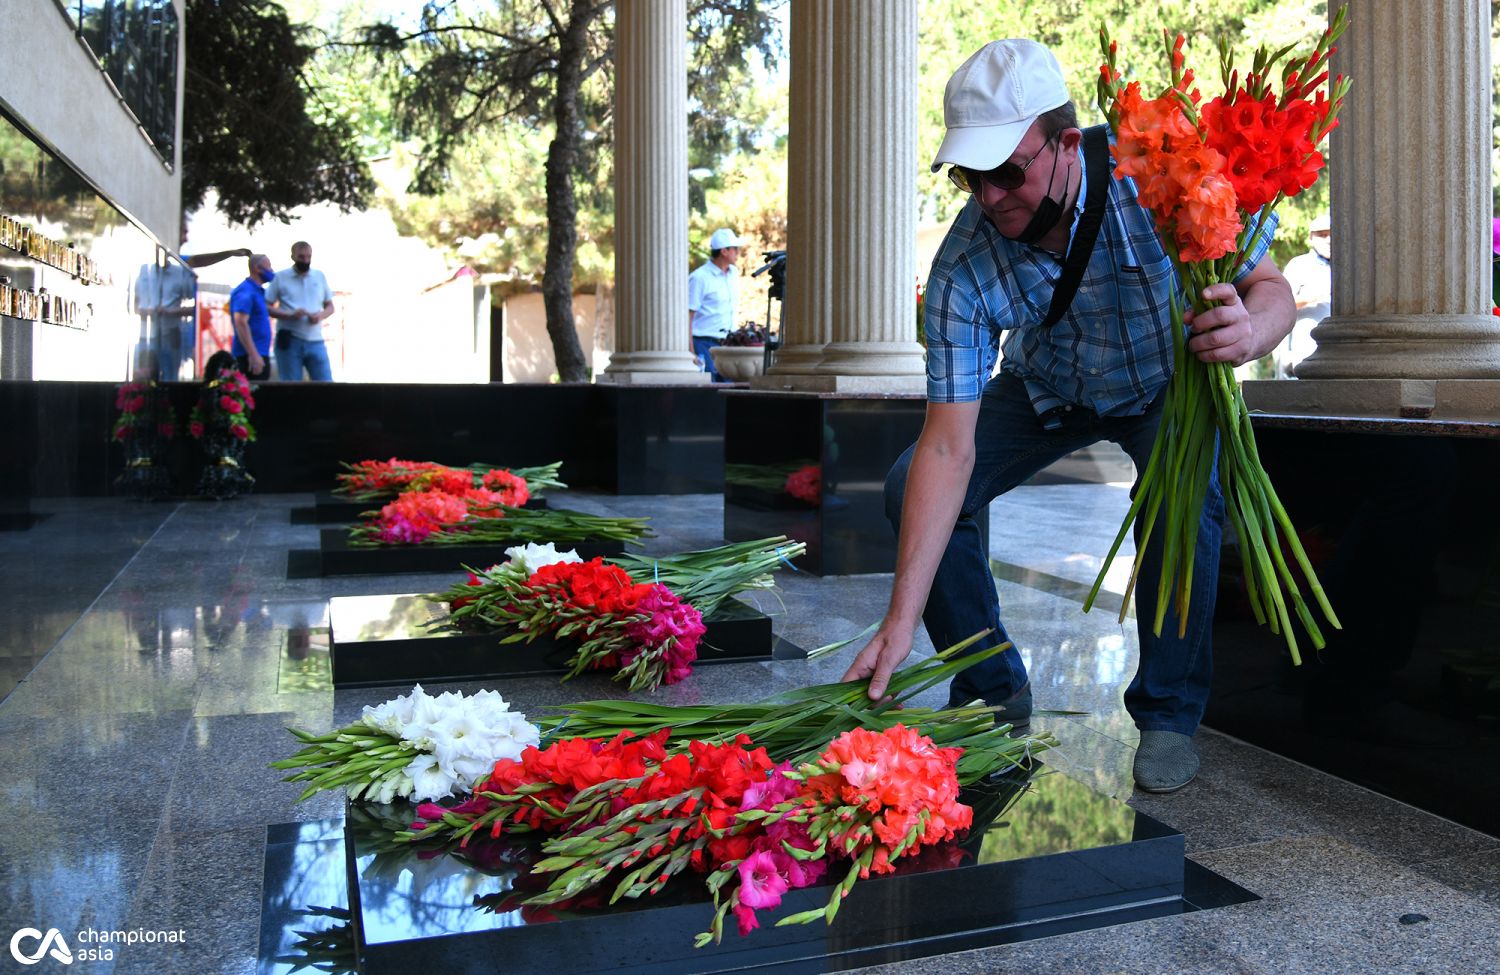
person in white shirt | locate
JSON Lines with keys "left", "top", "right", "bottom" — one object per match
{"left": 267, "top": 240, "right": 336, "bottom": 381}
{"left": 1278, "top": 213, "right": 1331, "bottom": 377}
{"left": 687, "top": 227, "right": 743, "bottom": 382}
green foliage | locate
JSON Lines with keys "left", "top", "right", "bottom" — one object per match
{"left": 182, "top": 0, "right": 374, "bottom": 225}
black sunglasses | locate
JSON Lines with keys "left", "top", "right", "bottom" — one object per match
{"left": 947, "top": 137, "right": 1054, "bottom": 194}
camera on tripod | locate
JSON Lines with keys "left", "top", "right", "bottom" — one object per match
{"left": 750, "top": 250, "right": 787, "bottom": 370}
{"left": 752, "top": 250, "right": 787, "bottom": 301}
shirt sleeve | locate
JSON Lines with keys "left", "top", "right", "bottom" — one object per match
{"left": 923, "top": 267, "right": 992, "bottom": 404}
{"left": 687, "top": 269, "right": 705, "bottom": 313}
{"left": 228, "top": 286, "right": 249, "bottom": 316}
{"left": 319, "top": 272, "right": 333, "bottom": 305}
{"left": 1233, "top": 209, "right": 1281, "bottom": 283}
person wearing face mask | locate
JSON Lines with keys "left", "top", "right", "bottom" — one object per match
{"left": 840, "top": 40, "right": 1296, "bottom": 795}
{"left": 266, "top": 240, "right": 336, "bottom": 381}
{"left": 1278, "top": 213, "right": 1332, "bottom": 377}
{"left": 229, "top": 254, "right": 276, "bottom": 379}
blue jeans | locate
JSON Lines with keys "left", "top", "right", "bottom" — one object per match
{"left": 275, "top": 334, "right": 333, "bottom": 381}
{"left": 884, "top": 372, "right": 1223, "bottom": 735}
{"left": 693, "top": 336, "right": 724, "bottom": 382}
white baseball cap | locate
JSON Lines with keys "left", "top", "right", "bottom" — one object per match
{"left": 708, "top": 228, "right": 743, "bottom": 250}
{"left": 931, "top": 39, "right": 1071, "bottom": 173}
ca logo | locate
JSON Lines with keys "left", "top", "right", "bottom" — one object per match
{"left": 9, "top": 928, "right": 73, "bottom": 965}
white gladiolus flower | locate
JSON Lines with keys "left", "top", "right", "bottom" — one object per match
{"left": 406, "top": 753, "right": 458, "bottom": 802}
{"left": 502, "top": 541, "right": 582, "bottom": 575}
{"left": 351, "top": 684, "right": 542, "bottom": 803}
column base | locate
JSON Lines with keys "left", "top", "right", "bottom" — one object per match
{"left": 763, "top": 344, "right": 826, "bottom": 376}
{"left": 1294, "top": 314, "right": 1500, "bottom": 380}
{"left": 598, "top": 371, "right": 713, "bottom": 385}
{"left": 752, "top": 373, "right": 926, "bottom": 394}
{"left": 1244, "top": 378, "right": 1500, "bottom": 421}
{"left": 814, "top": 341, "right": 928, "bottom": 379}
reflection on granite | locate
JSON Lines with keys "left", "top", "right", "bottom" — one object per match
{"left": 1206, "top": 426, "right": 1500, "bottom": 835}
{"left": 3, "top": 488, "right": 1499, "bottom": 974}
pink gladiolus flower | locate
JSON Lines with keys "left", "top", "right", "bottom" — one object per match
{"left": 736, "top": 850, "right": 789, "bottom": 909}
{"left": 733, "top": 902, "right": 760, "bottom": 936}
{"left": 220, "top": 395, "right": 243, "bottom": 414}
{"left": 189, "top": 421, "right": 205, "bottom": 438}
{"left": 231, "top": 424, "right": 250, "bottom": 440}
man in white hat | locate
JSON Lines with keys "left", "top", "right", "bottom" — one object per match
{"left": 841, "top": 39, "right": 1295, "bottom": 794}
{"left": 688, "top": 227, "right": 743, "bottom": 381}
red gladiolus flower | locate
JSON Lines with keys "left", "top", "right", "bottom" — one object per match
{"left": 219, "top": 395, "right": 243, "bottom": 414}
{"left": 231, "top": 424, "right": 250, "bottom": 440}
{"left": 189, "top": 421, "right": 205, "bottom": 438}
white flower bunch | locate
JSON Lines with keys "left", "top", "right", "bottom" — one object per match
{"left": 501, "top": 541, "right": 582, "bottom": 575}
{"left": 276, "top": 685, "right": 540, "bottom": 805}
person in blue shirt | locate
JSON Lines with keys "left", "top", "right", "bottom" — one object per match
{"left": 229, "top": 254, "right": 276, "bottom": 379}
{"left": 688, "top": 228, "right": 743, "bottom": 381}
{"left": 840, "top": 40, "right": 1296, "bottom": 794}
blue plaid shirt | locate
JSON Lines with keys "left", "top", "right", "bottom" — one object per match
{"left": 924, "top": 140, "right": 1278, "bottom": 416}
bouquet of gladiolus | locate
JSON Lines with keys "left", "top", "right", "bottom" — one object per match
{"left": 371, "top": 637, "right": 1052, "bottom": 945}
{"left": 333, "top": 458, "right": 566, "bottom": 503}
{"left": 188, "top": 367, "right": 257, "bottom": 443}
{"left": 271, "top": 684, "right": 541, "bottom": 803}
{"left": 1084, "top": 12, "right": 1351, "bottom": 663}
{"left": 111, "top": 380, "right": 177, "bottom": 443}
{"left": 348, "top": 496, "right": 649, "bottom": 548}
{"left": 436, "top": 537, "right": 806, "bottom": 691}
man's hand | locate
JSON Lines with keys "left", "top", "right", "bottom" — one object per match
{"left": 248, "top": 351, "right": 265, "bottom": 374}
{"left": 841, "top": 624, "right": 915, "bottom": 701}
{"left": 1183, "top": 283, "right": 1258, "bottom": 364}
{"left": 1183, "top": 260, "right": 1295, "bottom": 367}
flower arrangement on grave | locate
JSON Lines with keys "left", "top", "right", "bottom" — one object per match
{"left": 273, "top": 635, "right": 1054, "bottom": 946}
{"left": 188, "top": 364, "right": 257, "bottom": 499}
{"left": 348, "top": 496, "right": 649, "bottom": 548}
{"left": 435, "top": 537, "right": 805, "bottom": 691}
{"left": 332, "top": 459, "right": 565, "bottom": 503}
{"left": 1084, "top": 11, "right": 1350, "bottom": 663}
{"left": 110, "top": 380, "right": 176, "bottom": 499}
{"left": 272, "top": 684, "right": 541, "bottom": 803}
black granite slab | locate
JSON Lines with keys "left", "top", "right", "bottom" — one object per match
{"left": 289, "top": 529, "right": 627, "bottom": 578}
{"left": 290, "top": 491, "right": 549, "bottom": 524}
{"left": 328, "top": 594, "right": 798, "bottom": 687}
{"left": 1206, "top": 421, "right": 1500, "bottom": 836}
{"left": 255, "top": 770, "right": 1258, "bottom": 975}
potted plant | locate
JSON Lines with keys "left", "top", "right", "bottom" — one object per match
{"left": 708, "top": 322, "right": 769, "bottom": 381}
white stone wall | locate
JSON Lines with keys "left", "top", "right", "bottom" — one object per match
{"left": 0, "top": 1, "right": 184, "bottom": 247}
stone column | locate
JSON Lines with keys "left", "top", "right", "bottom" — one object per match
{"left": 801, "top": 0, "right": 926, "bottom": 392}
{"left": 1251, "top": 0, "right": 1500, "bottom": 417}
{"left": 756, "top": 0, "right": 834, "bottom": 382}
{"left": 603, "top": 0, "right": 707, "bottom": 383}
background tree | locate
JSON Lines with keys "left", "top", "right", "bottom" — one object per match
{"left": 182, "top": 0, "right": 374, "bottom": 225}
{"left": 360, "top": 0, "right": 780, "bottom": 382}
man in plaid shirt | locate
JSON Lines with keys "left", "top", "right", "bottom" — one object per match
{"left": 842, "top": 40, "right": 1294, "bottom": 794}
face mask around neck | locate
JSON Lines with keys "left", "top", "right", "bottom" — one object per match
{"left": 1011, "top": 140, "right": 1068, "bottom": 246}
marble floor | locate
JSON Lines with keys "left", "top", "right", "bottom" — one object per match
{"left": 2, "top": 468, "right": 1498, "bottom": 975}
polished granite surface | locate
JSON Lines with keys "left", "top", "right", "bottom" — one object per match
{"left": 2, "top": 474, "right": 1498, "bottom": 974}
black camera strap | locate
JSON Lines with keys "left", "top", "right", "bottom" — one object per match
{"left": 1039, "top": 124, "right": 1112, "bottom": 329}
